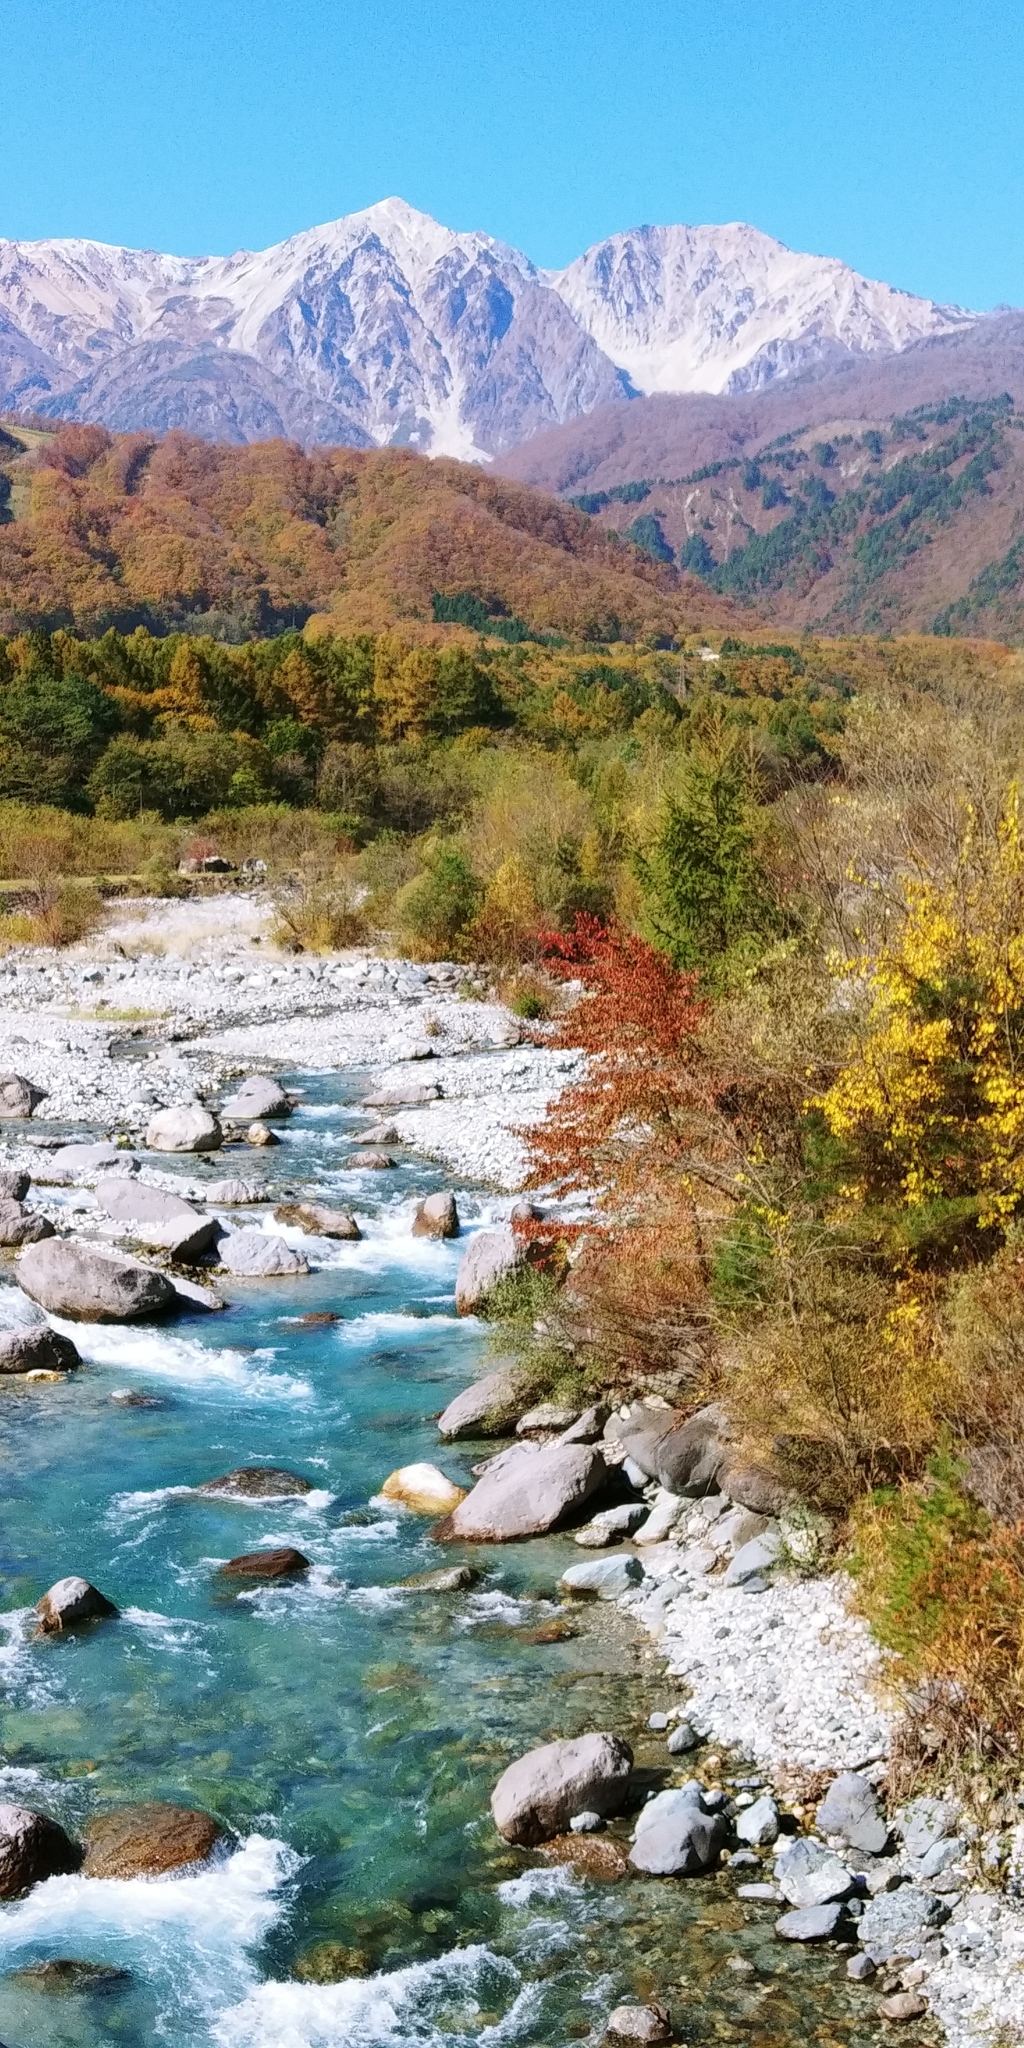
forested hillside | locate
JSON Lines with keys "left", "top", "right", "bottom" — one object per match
{"left": 0, "top": 422, "right": 734, "bottom": 645}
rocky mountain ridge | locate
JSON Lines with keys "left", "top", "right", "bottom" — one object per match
{"left": 0, "top": 199, "right": 972, "bottom": 458}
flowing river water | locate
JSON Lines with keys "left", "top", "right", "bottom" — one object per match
{"left": 0, "top": 1073, "right": 896, "bottom": 2047}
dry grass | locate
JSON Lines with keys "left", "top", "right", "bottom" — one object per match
{"left": 0, "top": 881, "right": 106, "bottom": 950}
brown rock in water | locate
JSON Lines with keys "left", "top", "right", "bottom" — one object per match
{"left": 295, "top": 1311, "right": 340, "bottom": 1326}
{"left": 0, "top": 1803, "right": 81, "bottom": 1896}
{"left": 544, "top": 1833, "right": 629, "bottom": 1881}
{"left": 878, "top": 1993, "right": 928, "bottom": 2023}
{"left": 605, "top": 2002, "right": 673, "bottom": 2044}
{"left": 0, "top": 1327, "right": 80, "bottom": 1375}
{"left": 11, "top": 1958, "right": 130, "bottom": 1993}
{"left": 197, "top": 1466, "right": 313, "bottom": 1498}
{"left": 36, "top": 1577, "right": 118, "bottom": 1633}
{"left": 275, "top": 1202, "right": 361, "bottom": 1240}
{"left": 397, "top": 1565, "right": 480, "bottom": 1593}
{"left": 491, "top": 1732, "right": 633, "bottom": 1845}
{"left": 411, "top": 1192, "right": 460, "bottom": 1239}
{"left": 245, "top": 1122, "right": 280, "bottom": 1147}
{"left": 437, "top": 1441, "right": 607, "bottom": 1542}
{"left": 522, "top": 1617, "right": 578, "bottom": 1644}
{"left": 295, "top": 1942, "right": 373, "bottom": 1982}
{"left": 220, "top": 1547, "right": 311, "bottom": 1579}
{"left": 17, "top": 1240, "right": 177, "bottom": 1323}
{"left": 349, "top": 1150, "right": 395, "bottom": 1169}
{"left": 82, "top": 1803, "right": 223, "bottom": 1879}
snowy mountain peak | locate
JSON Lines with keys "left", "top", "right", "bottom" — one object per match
{"left": 0, "top": 204, "right": 975, "bottom": 456}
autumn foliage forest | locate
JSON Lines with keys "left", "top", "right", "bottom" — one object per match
{"left": 4, "top": 417, "right": 1024, "bottom": 1784}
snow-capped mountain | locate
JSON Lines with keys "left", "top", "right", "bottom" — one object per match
{"left": 0, "top": 200, "right": 974, "bottom": 456}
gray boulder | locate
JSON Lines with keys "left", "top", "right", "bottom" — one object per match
{"left": 0, "top": 1170, "right": 29, "bottom": 1201}
{"left": 348, "top": 1150, "right": 395, "bottom": 1170}
{"left": 245, "top": 1122, "right": 280, "bottom": 1147}
{"left": 776, "top": 1902, "right": 852, "bottom": 1942}
{"left": 363, "top": 1082, "right": 441, "bottom": 1107}
{"left": 491, "top": 1732, "right": 633, "bottom": 1845}
{"left": 574, "top": 1502, "right": 647, "bottom": 1547}
{"left": 0, "top": 1803, "right": 81, "bottom": 1896}
{"left": 439, "top": 1441, "right": 607, "bottom": 1542}
{"left": 560, "top": 1404, "right": 609, "bottom": 1444}
{"left": 667, "top": 1722, "right": 699, "bottom": 1755}
{"left": 620, "top": 1403, "right": 731, "bottom": 1497}
{"left": 559, "top": 1555, "right": 644, "bottom": 1599}
{"left": 775, "top": 1837, "right": 854, "bottom": 1908}
{"left": 605, "top": 2004, "right": 672, "bottom": 2044}
{"left": 517, "top": 1402, "right": 579, "bottom": 1435}
{"left": 146, "top": 1106, "right": 222, "bottom": 1154}
{"left": 897, "top": 1795, "right": 958, "bottom": 1860}
{"left": 437, "top": 1363, "right": 532, "bottom": 1439}
{"left": 0, "top": 1326, "right": 80, "bottom": 1374}
{"left": 629, "top": 1782, "right": 729, "bottom": 1876}
{"left": 95, "top": 1178, "right": 220, "bottom": 1262}
{"left": 0, "top": 1074, "right": 45, "bottom": 1119}
{"left": 455, "top": 1226, "right": 524, "bottom": 1314}
{"left": 274, "top": 1202, "right": 361, "bottom": 1240}
{"left": 221, "top": 1075, "right": 292, "bottom": 1120}
{"left": 718, "top": 1459, "right": 794, "bottom": 1515}
{"left": 723, "top": 1531, "right": 782, "bottom": 1587}
{"left": 204, "top": 1178, "right": 260, "bottom": 1205}
{"left": 358, "top": 1121, "right": 400, "bottom": 1144}
{"left": 219, "top": 1230, "right": 310, "bottom": 1277}
{"left": 815, "top": 1773, "right": 889, "bottom": 1855}
{"left": 857, "top": 1885, "right": 947, "bottom": 1962}
{"left": 735, "top": 1794, "right": 780, "bottom": 1848}
{"left": 36, "top": 1576, "right": 118, "bottom": 1633}
{"left": 397, "top": 1565, "right": 480, "bottom": 1593}
{"left": 412, "top": 1192, "right": 460, "bottom": 1239}
{"left": 18, "top": 1240, "right": 177, "bottom": 1322}
{"left": 0, "top": 1201, "right": 54, "bottom": 1246}
{"left": 38, "top": 1141, "right": 128, "bottom": 1183}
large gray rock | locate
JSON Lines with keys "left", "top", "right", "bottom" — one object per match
{"left": 17, "top": 1240, "right": 177, "bottom": 1322}
{"left": 455, "top": 1226, "right": 524, "bottom": 1314}
{"left": 573, "top": 1502, "right": 647, "bottom": 1547}
{"left": 204, "top": 1178, "right": 260, "bottom": 1205}
{"left": 896, "top": 1795, "right": 958, "bottom": 1861}
{"left": 559, "top": 1555, "right": 645, "bottom": 1599}
{"left": 36, "top": 1577, "right": 118, "bottom": 1633}
{"left": 491, "top": 1732, "right": 633, "bottom": 1845}
{"left": 437, "top": 1363, "right": 532, "bottom": 1439}
{"left": 775, "top": 1837, "right": 854, "bottom": 1908}
{"left": 274, "top": 1202, "right": 361, "bottom": 1240}
{"left": 0, "top": 1170, "right": 29, "bottom": 1201}
{"left": 0, "top": 1201, "right": 54, "bottom": 1246}
{"left": 718, "top": 1459, "right": 794, "bottom": 1516}
{"left": 816, "top": 1773, "right": 889, "bottom": 1855}
{"left": 619, "top": 1403, "right": 731, "bottom": 1497}
{"left": 146, "top": 1105, "right": 222, "bottom": 1153}
{"left": 0, "top": 1073, "right": 45, "bottom": 1119}
{"left": 723, "top": 1531, "right": 782, "bottom": 1587}
{"left": 776, "top": 1901, "right": 852, "bottom": 1942}
{"left": 221, "top": 1075, "right": 292, "bottom": 1120}
{"left": 439, "top": 1441, "right": 607, "bottom": 1542}
{"left": 735, "top": 1794, "right": 780, "bottom": 1848}
{"left": 38, "top": 1141, "right": 128, "bottom": 1184}
{"left": 629, "top": 1782, "right": 730, "bottom": 1876}
{"left": 363, "top": 1082, "right": 441, "bottom": 1107}
{"left": 857, "top": 1885, "right": 947, "bottom": 1962}
{"left": 0, "top": 1326, "right": 80, "bottom": 1374}
{"left": 0, "top": 1803, "right": 81, "bottom": 1896}
{"left": 412, "top": 1192, "right": 460, "bottom": 1239}
{"left": 95, "top": 1178, "right": 220, "bottom": 1262}
{"left": 219, "top": 1230, "right": 310, "bottom": 1277}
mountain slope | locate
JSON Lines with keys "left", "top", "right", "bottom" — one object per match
{"left": 0, "top": 201, "right": 972, "bottom": 459}
{"left": 0, "top": 421, "right": 737, "bottom": 641}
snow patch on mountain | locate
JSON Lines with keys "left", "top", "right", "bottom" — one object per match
{"left": 0, "top": 202, "right": 974, "bottom": 455}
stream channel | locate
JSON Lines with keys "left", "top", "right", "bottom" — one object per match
{"left": 0, "top": 1071, "right": 895, "bottom": 2046}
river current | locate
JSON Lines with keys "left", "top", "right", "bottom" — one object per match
{"left": 0, "top": 1073, "right": 895, "bottom": 2047}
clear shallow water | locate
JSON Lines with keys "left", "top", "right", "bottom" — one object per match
{"left": 0, "top": 1076, "right": 905, "bottom": 2047}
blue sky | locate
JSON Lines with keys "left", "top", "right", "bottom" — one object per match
{"left": 1, "top": 0, "right": 1021, "bottom": 309}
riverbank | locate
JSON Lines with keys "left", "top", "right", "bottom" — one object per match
{"left": 0, "top": 897, "right": 1019, "bottom": 2045}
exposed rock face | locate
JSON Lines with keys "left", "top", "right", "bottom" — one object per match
{"left": 18, "top": 1240, "right": 178, "bottom": 1321}
{"left": 491, "top": 1732, "right": 633, "bottom": 1845}
{"left": 220, "top": 1547, "right": 310, "bottom": 1579}
{"left": 628, "top": 1782, "right": 730, "bottom": 1876}
{"left": 438, "top": 1441, "right": 607, "bottom": 1541}
{"left": 146, "top": 1105, "right": 222, "bottom": 1153}
{"left": 95, "top": 1177, "right": 220, "bottom": 1261}
{"left": 380, "top": 1463, "right": 467, "bottom": 1514}
{"left": 274, "top": 1202, "right": 361, "bottom": 1240}
{"left": 437, "top": 1363, "right": 532, "bottom": 1439}
{"left": 454, "top": 1226, "right": 524, "bottom": 1314}
{"left": 0, "top": 1169, "right": 30, "bottom": 1200}
{"left": 0, "top": 1326, "right": 80, "bottom": 1374}
{"left": 81, "top": 1803, "right": 223, "bottom": 1879}
{"left": 0, "top": 1803, "right": 81, "bottom": 1896}
{"left": 0, "top": 1201, "right": 54, "bottom": 1245}
{"left": 221, "top": 1075, "right": 292, "bottom": 1120}
{"left": 36, "top": 1576, "right": 118, "bottom": 1632}
{"left": 219, "top": 1230, "right": 310, "bottom": 1276}
{"left": 197, "top": 1466, "right": 313, "bottom": 1498}
{"left": 620, "top": 1403, "right": 731, "bottom": 1496}
{"left": 397, "top": 1564, "right": 480, "bottom": 1592}
{"left": 411, "top": 1192, "right": 460, "bottom": 1239}
{"left": 0, "top": 1073, "right": 46, "bottom": 1118}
